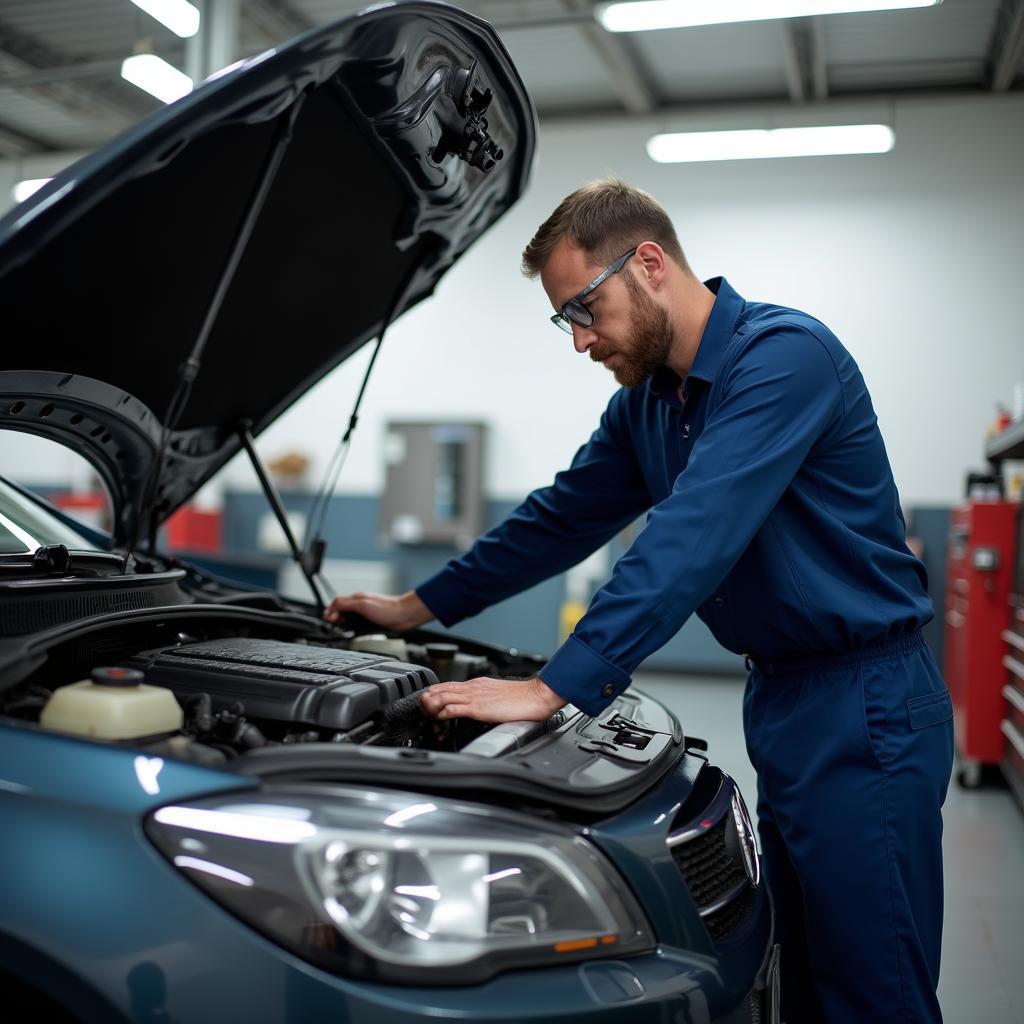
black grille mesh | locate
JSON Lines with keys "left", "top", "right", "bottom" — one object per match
{"left": 705, "top": 897, "right": 750, "bottom": 942}
{"left": 671, "top": 814, "right": 748, "bottom": 913}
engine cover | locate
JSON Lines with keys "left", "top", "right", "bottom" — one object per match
{"left": 124, "top": 638, "right": 437, "bottom": 731}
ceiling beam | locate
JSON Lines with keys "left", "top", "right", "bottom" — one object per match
{"left": 483, "top": 0, "right": 657, "bottom": 112}
{"left": 810, "top": 17, "right": 828, "bottom": 99}
{"left": 187, "top": 0, "right": 242, "bottom": 84}
{"left": 989, "top": 0, "right": 1024, "bottom": 91}
{"left": 493, "top": 9, "right": 597, "bottom": 32}
{"left": 782, "top": 21, "right": 808, "bottom": 101}
{"left": 781, "top": 17, "right": 828, "bottom": 102}
{"left": 244, "top": 0, "right": 315, "bottom": 44}
{"left": 0, "top": 117, "right": 52, "bottom": 156}
{"left": 560, "top": 0, "right": 656, "bottom": 114}
{"left": 0, "top": 17, "right": 153, "bottom": 135}
{"left": 0, "top": 59, "right": 124, "bottom": 90}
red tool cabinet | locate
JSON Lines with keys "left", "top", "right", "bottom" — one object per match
{"left": 944, "top": 500, "right": 1018, "bottom": 785}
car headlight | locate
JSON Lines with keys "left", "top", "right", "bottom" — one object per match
{"left": 146, "top": 786, "right": 654, "bottom": 984}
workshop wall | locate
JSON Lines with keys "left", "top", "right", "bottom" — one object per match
{"left": 204, "top": 90, "right": 1023, "bottom": 509}
{"left": 5, "top": 93, "right": 1021, "bottom": 509}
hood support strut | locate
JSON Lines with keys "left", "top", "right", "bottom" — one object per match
{"left": 124, "top": 88, "right": 311, "bottom": 570}
{"left": 237, "top": 419, "right": 327, "bottom": 612}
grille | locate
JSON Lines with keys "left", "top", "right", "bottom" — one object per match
{"left": 670, "top": 813, "right": 748, "bottom": 913}
{"left": 705, "top": 898, "right": 750, "bottom": 942}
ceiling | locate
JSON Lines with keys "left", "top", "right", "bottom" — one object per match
{"left": 0, "top": 0, "right": 1021, "bottom": 156}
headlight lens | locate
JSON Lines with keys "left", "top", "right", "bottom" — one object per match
{"left": 147, "top": 787, "right": 654, "bottom": 984}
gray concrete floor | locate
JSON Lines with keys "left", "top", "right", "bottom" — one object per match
{"left": 633, "top": 670, "right": 1024, "bottom": 1024}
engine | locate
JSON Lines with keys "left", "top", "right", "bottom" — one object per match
{"left": 125, "top": 638, "right": 438, "bottom": 733}
{"left": 15, "top": 632, "right": 505, "bottom": 765}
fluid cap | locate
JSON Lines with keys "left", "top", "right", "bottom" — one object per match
{"left": 91, "top": 666, "right": 145, "bottom": 688}
{"left": 425, "top": 643, "right": 459, "bottom": 658}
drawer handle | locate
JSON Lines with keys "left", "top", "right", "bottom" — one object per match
{"left": 1003, "top": 630, "right": 1024, "bottom": 654}
{"left": 1004, "top": 685, "right": 1024, "bottom": 715}
{"left": 1001, "top": 719, "right": 1024, "bottom": 761}
{"left": 1004, "top": 655, "right": 1024, "bottom": 684}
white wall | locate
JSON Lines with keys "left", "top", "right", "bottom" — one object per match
{"left": 4, "top": 92, "right": 1023, "bottom": 507}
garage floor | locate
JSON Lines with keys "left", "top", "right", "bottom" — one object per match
{"left": 634, "top": 670, "right": 1024, "bottom": 1024}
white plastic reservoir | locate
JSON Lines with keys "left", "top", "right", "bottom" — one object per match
{"left": 40, "top": 666, "right": 184, "bottom": 740}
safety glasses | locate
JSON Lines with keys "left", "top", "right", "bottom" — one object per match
{"left": 550, "top": 247, "right": 638, "bottom": 334}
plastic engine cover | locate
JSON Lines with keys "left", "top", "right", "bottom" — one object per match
{"left": 123, "top": 638, "right": 437, "bottom": 731}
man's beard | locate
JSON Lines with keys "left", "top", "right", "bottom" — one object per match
{"left": 593, "top": 272, "right": 673, "bottom": 388}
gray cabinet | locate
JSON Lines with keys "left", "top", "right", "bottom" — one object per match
{"left": 380, "top": 422, "right": 485, "bottom": 548}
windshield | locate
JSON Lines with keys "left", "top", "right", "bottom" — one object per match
{"left": 0, "top": 477, "right": 102, "bottom": 554}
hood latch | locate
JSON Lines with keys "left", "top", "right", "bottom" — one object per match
{"left": 434, "top": 61, "right": 504, "bottom": 172}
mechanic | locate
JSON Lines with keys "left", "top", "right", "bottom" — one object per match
{"left": 324, "top": 179, "right": 954, "bottom": 1024}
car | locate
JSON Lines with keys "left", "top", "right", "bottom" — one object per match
{"left": 0, "top": 3, "right": 777, "bottom": 1022}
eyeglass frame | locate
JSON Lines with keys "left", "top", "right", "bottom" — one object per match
{"left": 549, "top": 246, "right": 639, "bottom": 334}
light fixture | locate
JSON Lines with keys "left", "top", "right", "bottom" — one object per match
{"left": 121, "top": 53, "right": 194, "bottom": 104}
{"left": 12, "top": 178, "right": 52, "bottom": 203}
{"left": 598, "top": 0, "right": 941, "bottom": 33}
{"left": 129, "top": 0, "right": 201, "bottom": 39}
{"left": 646, "top": 124, "right": 895, "bottom": 162}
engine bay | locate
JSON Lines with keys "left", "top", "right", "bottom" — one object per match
{"left": 0, "top": 599, "right": 684, "bottom": 819}
{"left": 0, "top": 616, "right": 550, "bottom": 765}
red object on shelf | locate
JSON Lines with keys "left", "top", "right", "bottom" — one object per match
{"left": 52, "top": 491, "right": 111, "bottom": 532}
{"left": 164, "top": 505, "right": 222, "bottom": 553}
{"left": 944, "top": 501, "right": 1019, "bottom": 765}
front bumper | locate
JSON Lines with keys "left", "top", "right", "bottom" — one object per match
{"left": 2, "top": 743, "right": 771, "bottom": 1023}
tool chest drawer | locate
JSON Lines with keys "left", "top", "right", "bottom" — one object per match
{"left": 1002, "top": 606, "right": 1024, "bottom": 811}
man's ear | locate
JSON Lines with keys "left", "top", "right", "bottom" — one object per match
{"left": 635, "top": 241, "right": 668, "bottom": 290}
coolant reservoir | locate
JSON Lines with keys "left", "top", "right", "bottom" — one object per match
{"left": 40, "top": 667, "right": 184, "bottom": 740}
{"left": 349, "top": 634, "right": 408, "bottom": 660}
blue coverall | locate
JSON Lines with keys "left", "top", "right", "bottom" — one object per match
{"left": 417, "top": 277, "right": 955, "bottom": 1023}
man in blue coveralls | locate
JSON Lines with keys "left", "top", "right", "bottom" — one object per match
{"left": 324, "top": 179, "right": 954, "bottom": 1023}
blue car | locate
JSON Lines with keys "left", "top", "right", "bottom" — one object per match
{"left": 0, "top": 3, "right": 777, "bottom": 1021}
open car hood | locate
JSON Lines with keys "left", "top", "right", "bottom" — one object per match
{"left": 0, "top": 1, "right": 535, "bottom": 547}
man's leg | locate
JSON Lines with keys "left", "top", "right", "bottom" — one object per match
{"left": 744, "top": 644, "right": 953, "bottom": 1024}
{"left": 755, "top": 804, "right": 825, "bottom": 1023}
{"left": 745, "top": 675, "right": 824, "bottom": 1022}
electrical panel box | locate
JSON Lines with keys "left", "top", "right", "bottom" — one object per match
{"left": 380, "top": 422, "right": 485, "bottom": 547}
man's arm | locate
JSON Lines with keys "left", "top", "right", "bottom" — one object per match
{"left": 323, "top": 590, "right": 432, "bottom": 630}
{"left": 424, "top": 324, "right": 844, "bottom": 722}
{"left": 541, "top": 323, "right": 845, "bottom": 712}
{"left": 414, "top": 389, "right": 652, "bottom": 627}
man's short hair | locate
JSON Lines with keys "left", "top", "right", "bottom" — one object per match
{"left": 521, "top": 178, "right": 688, "bottom": 278}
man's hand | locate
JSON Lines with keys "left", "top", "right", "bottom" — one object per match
{"left": 421, "top": 676, "right": 566, "bottom": 724}
{"left": 322, "top": 590, "right": 432, "bottom": 632}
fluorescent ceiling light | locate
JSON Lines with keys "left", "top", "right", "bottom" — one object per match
{"left": 121, "top": 54, "right": 193, "bottom": 104}
{"left": 129, "top": 0, "right": 200, "bottom": 38}
{"left": 12, "top": 178, "right": 52, "bottom": 203}
{"left": 647, "top": 124, "right": 895, "bottom": 162}
{"left": 599, "top": 0, "right": 940, "bottom": 33}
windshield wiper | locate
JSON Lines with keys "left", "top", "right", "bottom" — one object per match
{"left": 0, "top": 544, "right": 105, "bottom": 578}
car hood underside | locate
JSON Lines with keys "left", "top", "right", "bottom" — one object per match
{"left": 0, "top": 2, "right": 535, "bottom": 547}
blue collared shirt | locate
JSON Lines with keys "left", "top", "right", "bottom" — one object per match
{"left": 416, "top": 277, "right": 932, "bottom": 715}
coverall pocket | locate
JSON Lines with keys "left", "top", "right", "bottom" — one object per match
{"left": 906, "top": 690, "right": 953, "bottom": 731}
